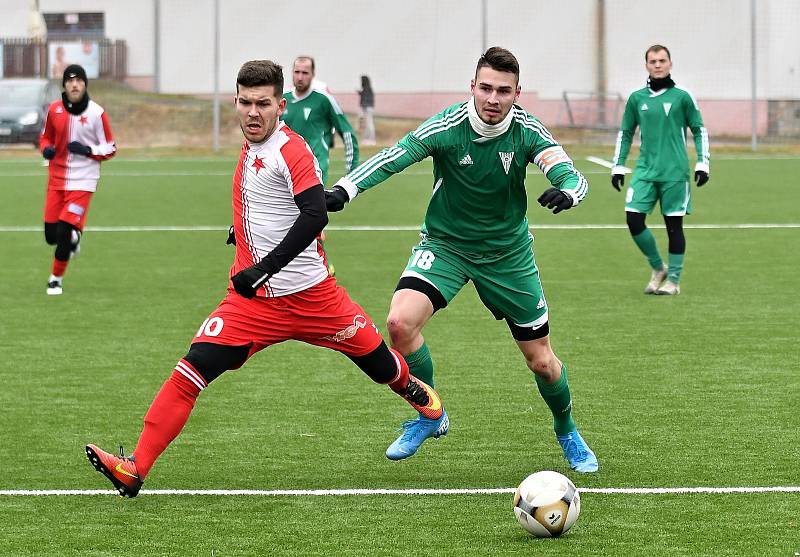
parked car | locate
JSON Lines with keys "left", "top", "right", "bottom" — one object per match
{"left": 0, "top": 78, "right": 61, "bottom": 146}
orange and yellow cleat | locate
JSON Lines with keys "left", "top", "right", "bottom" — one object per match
{"left": 401, "top": 376, "right": 443, "bottom": 420}
{"left": 85, "top": 444, "right": 143, "bottom": 498}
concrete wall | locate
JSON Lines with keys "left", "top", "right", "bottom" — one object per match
{"left": 1, "top": 0, "right": 797, "bottom": 135}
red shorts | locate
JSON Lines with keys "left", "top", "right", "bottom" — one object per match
{"left": 44, "top": 189, "right": 93, "bottom": 230}
{"left": 191, "top": 276, "right": 384, "bottom": 364}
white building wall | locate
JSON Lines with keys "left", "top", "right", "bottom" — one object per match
{"left": 1, "top": 0, "right": 798, "bottom": 100}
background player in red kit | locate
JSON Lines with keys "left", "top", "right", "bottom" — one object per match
{"left": 39, "top": 64, "right": 116, "bottom": 295}
{"left": 85, "top": 60, "right": 448, "bottom": 497}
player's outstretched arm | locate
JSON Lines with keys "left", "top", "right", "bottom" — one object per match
{"left": 328, "top": 125, "right": 435, "bottom": 207}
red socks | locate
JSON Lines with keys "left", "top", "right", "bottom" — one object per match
{"left": 387, "top": 348, "right": 410, "bottom": 393}
{"left": 51, "top": 258, "right": 68, "bottom": 277}
{"left": 133, "top": 362, "right": 205, "bottom": 478}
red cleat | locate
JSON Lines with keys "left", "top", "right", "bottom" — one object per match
{"left": 85, "top": 444, "right": 143, "bottom": 498}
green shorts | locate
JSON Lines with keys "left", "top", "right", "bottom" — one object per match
{"left": 399, "top": 235, "right": 549, "bottom": 335}
{"left": 625, "top": 177, "right": 692, "bottom": 216}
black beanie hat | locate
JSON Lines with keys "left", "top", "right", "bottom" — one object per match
{"left": 62, "top": 64, "right": 88, "bottom": 87}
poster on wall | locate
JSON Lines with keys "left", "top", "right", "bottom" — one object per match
{"left": 48, "top": 41, "right": 99, "bottom": 80}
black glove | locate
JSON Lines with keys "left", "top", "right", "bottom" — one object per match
{"left": 231, "top": 261, "right": 273, "bottom": 299}
{"left": 42, "top": 146, "right": 56, "bottom": 160}
{"left": 67, "top": 141, "right": 92, "bottom": 157}
{"left": 694, "top": 170, "right": 709, "bottom": 187}
{"left": 537, "top": 187, "right": 573, "bottom": 214}
{"left": 226, "top": 225, "right": 236, "bottom": 246}
{"left": 325, "top": 186, "right": 349, "bottom": 212}
{"left": 611, "top": 173, "right": 625, "bottom": 191}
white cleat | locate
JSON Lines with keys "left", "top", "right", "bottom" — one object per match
{"left": 46, "top": 280, "right": 63, "bottom": 296}
{"left": 644, "top": 266, "right": 668, "bottom": 294}
{"left": 655, "top": 281, "right": 680, "bottom": 296}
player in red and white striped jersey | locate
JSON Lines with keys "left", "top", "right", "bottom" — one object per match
{"left": 85, "top": 60, "right": 447, "bottom": 497}
{"left": 39, "top": 64, "right": 116, "bottom": 295}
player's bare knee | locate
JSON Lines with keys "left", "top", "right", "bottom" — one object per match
{"left": 386, "top": 314, "right": 417, "bottom": 347}
{"left": 525, "top": 351, "right": 561, "bottom": 381}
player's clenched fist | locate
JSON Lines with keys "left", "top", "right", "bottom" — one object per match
{"left": 325, "top": 186, "right": 349, "bottom": 212}
{"left": 231, "top": 264, "right": 272, "bottom": 299}
{"left": 537, "top": 187, "right": 573, "bottom": 214}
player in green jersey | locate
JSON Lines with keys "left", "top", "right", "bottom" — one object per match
{"left": 611, "top": 44, "right": 710, "bottom": 296}
{"left": 282, "top": 56, "right": 359, "bottom": 184}
{"left": 325, "top": 47, "right": 597, "bottom": 472}
{"left": 282, "top": 56, "right": 360, "bottom": 276}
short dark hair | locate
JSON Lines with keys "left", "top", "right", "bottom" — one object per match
{"left": 645, "top": 44, "right": 671, "bottom": 61}
{"left": 236, "top": 60, "right": 283, "bottom": 94}
{"left": 475, "top": 47, "right": 520, "bottom": 81}
{"left": 294, "top": 56, "right": 315, "bottom": 73}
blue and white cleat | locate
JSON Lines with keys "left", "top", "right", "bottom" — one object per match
{"left": 557, "top": 430, "right": 598, "bottom": 473}
{"left": 386, "top": 411, "right": 449, "bottom": 461}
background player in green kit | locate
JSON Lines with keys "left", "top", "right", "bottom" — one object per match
{"left": 611, "top": 44, "right": 710, "bottom": 296}
{"left": 325, "top": 47, "right": 597, "bottom": 472}
{"left": 282, "top": 56, "right": 359, "bottom": 184}
{"left": 282, "top": 56, "right": 360, "bottom": 275}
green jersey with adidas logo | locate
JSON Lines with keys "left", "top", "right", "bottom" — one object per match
{"left": 282, "top": 89, "right": 359, "bottom": 184}
{"left": 612, "top": 86, "right": 709, "bottom": 181}
{"left": 336, "top": 101, "right": 588, "bottom": 253}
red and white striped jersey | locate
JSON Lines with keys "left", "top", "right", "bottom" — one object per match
{"left": 231, "top": 121, "right": 327, "bottom": 298}
{"left": 39, "top": 99, "right": 116, "bottom": 192}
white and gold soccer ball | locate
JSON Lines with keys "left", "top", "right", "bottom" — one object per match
{"left": 512, "top": 470, "right": 581, "bottom": 537}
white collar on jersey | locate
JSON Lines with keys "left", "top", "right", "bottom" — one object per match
{"left": 467, "top": 96, "right": 514, "bottom": 138}
{"left": 291, "top": 87, "right": 313, "bottom": 101}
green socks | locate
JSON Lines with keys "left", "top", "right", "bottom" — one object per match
{"left": 632, "top": 228, "right": 664, "bottom": 270}
{"left": 404, "top": 343, "right": 434, "bottom": 387}
{"left": 535, "top": 364, "right": 576, "bottom": 436}
{"left": 667, "top": 252, "right": 684, "bottom": 284}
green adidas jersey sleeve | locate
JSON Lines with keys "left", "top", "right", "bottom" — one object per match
{"left": 522, "top": 113, "right": 588, "bottom": 205}
{"left": 333, "top": 105, "right": 456, "bottom": 198}
{"left": 612, "top": 95, "right": 638, "bottom": 169}
{"left": 683, "top": 90, "right": 710, "bottom": 171}
{"left": 325, "top": 93, "right": 359, "bottom": 173}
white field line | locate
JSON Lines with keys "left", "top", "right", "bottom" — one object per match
{"left": 1, "top": 224, "right": 799, "bottom": 233}
{"left": 1, "top": 486, "right": 799, "bottom": 497}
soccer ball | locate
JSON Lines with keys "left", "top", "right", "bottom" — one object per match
{"left": 512, "top": 470, "right": 581, "bottom": 537}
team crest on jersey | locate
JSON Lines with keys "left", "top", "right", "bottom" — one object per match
{"left": 641, "top": 103, "right": 649, "bottom": 111}
{"left": 303, "top": 107, "right": 312, "bottom": 120}
{"left": 498, "top": 152, "right": 514, "bottom": 175}
{"left": 663, "top": 102, "right": 672, "bottom": 116}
